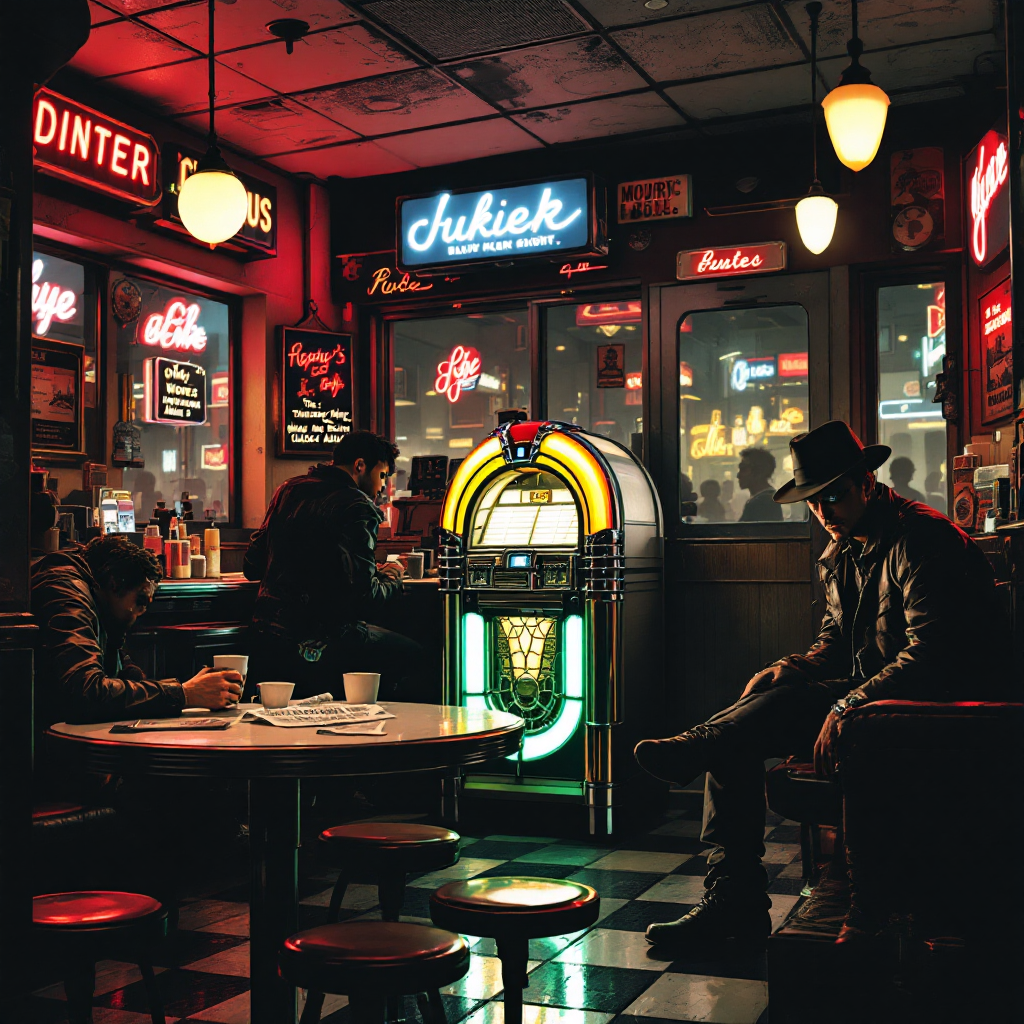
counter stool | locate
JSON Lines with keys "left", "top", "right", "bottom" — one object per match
{"left": 279, "top": 921, "right": 469, "bottom": 1024}
{"left": 33, "top": 891, "right": 168, "bottom": 1024}
{"left": 430, "top": 877, "right": 600, "bottom": 1024}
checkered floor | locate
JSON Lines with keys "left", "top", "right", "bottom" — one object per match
{"left": 30, "top": 794, "right": 806, "bottom": 1024}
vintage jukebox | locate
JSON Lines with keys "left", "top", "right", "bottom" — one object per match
{"left": 438, "top": 420, "right": 663, "bottom": 834}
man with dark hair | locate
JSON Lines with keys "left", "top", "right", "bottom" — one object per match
{"left": 737, "top": 446, "right": 783, "bottom": 522}
{"left": 32, "top": 535, "right": 242, "bottom": 730}
{"left": 245, "top": 430, "right": 426, "bottom": 700}
{"left": 888, "top": 456, "right": 926, "bottom": 504}
{"left": 635, "top": 421, "right": 1008, "bottom": 948}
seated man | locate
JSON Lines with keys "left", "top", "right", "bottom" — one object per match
{"left": 244, "top": 430, "right": 426, "bottom": 701}
{"left": 635, "top": 420, "right": 1009, "bottom": 946}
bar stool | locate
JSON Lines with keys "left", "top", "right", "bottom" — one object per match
{"left": 279, "top": 921, "right": 469, "bottom": 1024}
{"left": 33, "top": 891, "right": 168, "bottom": 1024}
{"left": 430, "top": 877, "right": 600, "bottom": 1024}
{"left": 318, "top": 823, "right": 461, "bottom": 922}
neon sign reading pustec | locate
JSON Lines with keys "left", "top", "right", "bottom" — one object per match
{"left": 399, "top": 178, "right": 595, "bottom": 271}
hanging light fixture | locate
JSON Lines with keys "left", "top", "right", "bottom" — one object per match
{"left": 821, "top": 0, "right": 889, "bottom": 172}
{"left": 796, "top": 3, "right": 838, "bottom": 254}
{"left": 177, "top": 0, "right": 248, "bottom": 247}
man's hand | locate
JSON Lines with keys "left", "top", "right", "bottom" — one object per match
{"left": 741, "top": 662, "right": 801, "bottom": 698}
{"left": 182, "top": 667, "right": 243, "bottom": 709}
{"left": 813, "top": 710, "right": 842, "bottom": 778}
{"left": 379, "top": 561, "right": 404, "bottom": 581}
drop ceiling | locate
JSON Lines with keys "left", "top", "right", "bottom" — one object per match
{"left": 74, "top": 0, "right": 1002, "bottom": 180}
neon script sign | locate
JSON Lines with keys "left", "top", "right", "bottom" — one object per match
{"left": 435, "top": 346, "right": 482, "bottom": 403}
{"left": 32, "top": 259, "right": 78, "bottom": 336}
{"left": 399, "top": 178, "right": 594, "bottom": 270}
{"left": 288, "top": 340, "right": 348, "bottom": 398}
{"left": 33, "top": 88, "right": 160, "bottom": 206}
{"left": 968, "top": 130, "right": 1009, "bottom": 267}
{"left": 140, "top": 300, "right": 208, "bottom": 354}
{"left": 731, "top": 357, "right": 776, "bottom": 391}
{"left": 366, "top": 267, "right": 434, "bottom": 297}
{"left": 677, "top": 242, "right": 786, "bottom": 281}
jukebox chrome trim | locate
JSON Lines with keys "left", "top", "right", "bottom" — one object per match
{"left": 581, "top": 528, "right": 625, "bottom": 601}
{"left": 438, "top": 528, "right": 463, "bottom": 593}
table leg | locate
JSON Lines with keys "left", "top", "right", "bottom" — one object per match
{"left": 249, "top": 778, "right": 300, "bottom": 1024}
{"left": 440, "top": 767, "right": 461, "bottom": 825}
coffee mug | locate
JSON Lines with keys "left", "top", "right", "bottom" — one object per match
{"left": 258, "top": 681, "right": 294, "bottom": 709}
{"left": 405, "top": 552, "right": 424, "bottom": 579}
{"left": 343, "top": 672, "right": 380, "bottom": 705}
{"left": 213, "top": 655, "right": 248, "bottom": 701}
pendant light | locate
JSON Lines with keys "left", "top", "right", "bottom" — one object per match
{"left": 177, "top": 0, "right": 248, "bottom": 247}
{"left": 796, "top": 3, "right": 838, "bottom": 254}
{"left": 821, "top": 0, "right": 889, "bottom": 172}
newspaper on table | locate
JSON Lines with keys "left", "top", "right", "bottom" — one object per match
{"left": 245, "top": 702, "right": 395, "bottom": 729}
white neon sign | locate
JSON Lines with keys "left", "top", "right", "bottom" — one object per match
{"left": 31, "top": 259, "right": 78, "bottom": 336}
{"left": 140, "top": 299, "right": 208, "bottom": 354}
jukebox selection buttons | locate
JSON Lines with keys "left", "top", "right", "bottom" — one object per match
{"left": 468, "top": 563, "right": 493, "bottom": 587}
{"left": 541, "top": 561, "right": 570, "bottom": 587}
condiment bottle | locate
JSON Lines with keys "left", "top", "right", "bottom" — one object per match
{"left": 204, "top": 526, "right": 221, "bottom": 578}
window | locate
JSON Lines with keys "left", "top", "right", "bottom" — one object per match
{"left": 679, "top": 305, "right": 810, "bottom": 524}
{"left": 876, "top": 282, "right": 947, "bottom": 514}
{"left": 391, "top": 311, "right": 529, "bottom": 493}
{"left": 117, "top": 277, "right": 232, "bottom": 523}
{"left": 545, "top": 300, "right": 642, "bottom": 450}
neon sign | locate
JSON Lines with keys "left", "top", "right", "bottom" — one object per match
{"left": 679, "top": 361, "right": 693, "bottom": 387}
{"left": 967, "top": 130, "right": 1009, "bottom": 268}
{"left": 559, "top": 261, "right": 608, "bottom": 279}
{"left": 778, "top": 352, "right": 808, "bottom": 377}
{"left": 367, "top": 267, "right": 434, "bottom": 297}
{"left": 32, "top": 259, "right": 78, "bottom": 336}
{"left": 677, "top": 242, "right": 786, "bottom": 281}
{"left": 435, "top": 346, "right": 482, "bottom": 403}
{"left": 731, "top": 356, "right": 776, "bottom": 391}
{"left": 33, "top": 88, "right": 160, "bottom": 206}
{"left": 576, "top": 301, "right": 642, "bottom": 326}
{"left": 140, "top": 300, "right": 208, "bottom": 354}
{"left": 690, "top": 410, "right": 733, "bottom": 460}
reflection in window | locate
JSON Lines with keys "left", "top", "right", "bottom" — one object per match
{"left": 545, "top": 301, "right": 642, "bottom": 451}
{"left": 679, "top": 305, "right": 810, "bottom": 524}
{"left": 876, "top": 283, "right": 947, "bottom": 515}
{"left": 392, "top": 311, "right": 529, "bottom": 494}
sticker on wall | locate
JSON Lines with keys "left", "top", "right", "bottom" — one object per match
{"left": 890, "top": 148, "right": 944, "bottom": 253}
{"left": 980, "top": 277, "right": 1012, "bottom": 425}
{"left": 596, "top": 344, "right": 625, "bottom": 388}
{"left": 112, "top": 278, "right": 143, "bottom": 326}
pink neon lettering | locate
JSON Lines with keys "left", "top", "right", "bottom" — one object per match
{"left": 695, "top": 249, "right": 766, "bottom": 275}
{"left": 142, "top": 300, "right": 208, "bottom": 353}
{"left": 31, "top": 259, "right": 78, "bottom": 336}
{"left": 970, "top": 140, "right": 1009, "bottom": 264}
{"left": 435, "top": 345, "right": 482, "bottom": 404}
{"left": 287, "top": 342, "right": 345, "bottom": 374}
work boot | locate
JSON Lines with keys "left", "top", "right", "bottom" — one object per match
{"left": 646, "top": 886, "right": 771, "bottom": 947}
{"left": 634, "top": 724, "right": 729, "bottom": 785}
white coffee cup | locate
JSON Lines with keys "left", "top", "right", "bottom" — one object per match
{"left": 405, "top": 552, "right": 424, "bottom": 579}
{"left": 343, "top": 673, "right": 380, "bottom": 705}
{"left": 213, "top": 654, "right": 248, "bottom": 678}
{"left": 258, "top": 681, "right": 294, "bottom": 709}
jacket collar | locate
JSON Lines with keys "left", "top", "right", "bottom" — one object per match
{"left": 310, "top": 463, "right": 384, "bottom": 520}
{"left": 817, "top": 484, "right": 908, "bottom": 572}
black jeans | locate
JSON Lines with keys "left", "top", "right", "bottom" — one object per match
{"left": 698, "top": 675, "right": 851, "bottom": 896}
{"left": 248, "top": 624, "right": 434, "bottom": 703}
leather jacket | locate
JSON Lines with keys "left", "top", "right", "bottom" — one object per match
{"left": 780, "top": 484, "right": 1011, "bottom": 701}
{"left": 244, "top": 463, "right": 401, "bottom": 641}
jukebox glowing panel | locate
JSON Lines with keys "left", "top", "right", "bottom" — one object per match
{"left": 439, "top": 421, "right": 663, "bottom": 834}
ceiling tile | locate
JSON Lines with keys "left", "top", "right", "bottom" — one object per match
{"left": 611, "top": 4, "right": 804, "bottom": 82}
{"left": 96, "top": 0, "right": 184, "bottom": 13}
{"left": 69, "top": 18, "right": 197, "bottom": 77}
{"left": 859, "top": 32, "right": 997, "bottom": 92}
{"left": 665, "top": 63, "right": 812, "bottom": 120}
{"left": 268, "top": 140, "right": 416, "bottom": 178}
{"left": 141, "top": 0, "right": 359, "bottom": 53}
{"left": 176, "top": 97, "right": 359, "bottom": 156}
{"left": 89, "top": 1, "right": 121, "bottom": 25}
{"left": 104, "top": 59, "right": 275, "bottom": 115}
{"left": 376, "top": 118, "right": 543, "bottom": 167}
{"left": 578, "top": 0, "right": 740, "bottom": 29}
{"left": 297, "top": 68, "right": 495, "bottom": 136}
{"left": 448, "top": 36, "right": 647, "bottom": 111}
{"left": 510, "top": 91, "right": 684, "bottom": 143}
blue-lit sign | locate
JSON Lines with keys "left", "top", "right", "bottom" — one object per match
{"left": 398, "top": 177, "right": 598, "bottom": 271}
{"left": 730, "top": 356, "right": 776, "bottom": 391}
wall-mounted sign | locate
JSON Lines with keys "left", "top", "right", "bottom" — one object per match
{"left": 435, "top": 345, "right": 482, "bottom": 403}
{"left": 144, "top": 357, "right": 207, "bottom": 424}
{"left": 596, "top": 344, "right": 626, "bottom": 388}
{"left": 559, "top": 260, "right": 608, "bottom": 279}
{"left": 31, "top": 338, "right": 85, "bottom": 455}
{"left": 927, "top": 304, "right": 946, "bottom": 338}
{"left": 33, "top": 88, "right": 160, "bottom": 206}
{"left": 730, "top": 356, "right": 776, "bottom": 391}
{"left": 279, "top": 327, "right": 353, "bottom": 456}
{"left": 398, "top": 176, "right": 606, "bottom": 271}
{"left": 890, "top": 147, "right": 943, "bottom": 253}
{"left": 31, "top": 256, "right": 81, "bottom": 337}
{"left": 677, "top": 242, "right": 786, "bottom": 281}
{"left": 980, "top": 277, "right": 1013, "bottom": 425}
{"left": 617, "top": 174, "right": 692, "bottom": 224}
{"left": 201, "top": 443, "right": 228, "bottom": 470}
{"left": 778, "top": 352, "right": 808, "bottom": 378}
{"left": 209, "top": 373, "right": 230, "bottom": 408}
{"left": 768, "top": 405, "right": 806, "bottom": 435}
{"left": 138, "top": 298, "right": 208, "bottom": 353}
{"left": 966, "top": 130, "right": 1009, "bottom": 269}
{"left": 156, "top": 146, "right": 278, "bottom": 256}
{"left": 576, "top": 301, "right": 642, "bottom": 326}
{"left": 367, "top": 266, "right": 434, "bottom": 297}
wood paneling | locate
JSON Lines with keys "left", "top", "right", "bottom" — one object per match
{"left": 670, "top": 539, "right": 813, "bottom": 582}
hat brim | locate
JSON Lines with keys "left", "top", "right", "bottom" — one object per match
{"left": 773, "top": 444, "right": 891, "bottom": 503}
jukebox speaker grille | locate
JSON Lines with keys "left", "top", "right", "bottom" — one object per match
{"left": 492, "top": 616, "right": 561, "bottom": 732}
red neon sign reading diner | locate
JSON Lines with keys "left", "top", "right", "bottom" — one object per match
{"left": 33, "top": 88, "right": 161, "bottom": 206}
{"left": 435, "top": 346, "right": 482, "bottom": 403}
{"left": 140, "top": 300, "right": 208, "bottom": 354}
{"left": 677, "top": 241, "right": 786, "bottom": 281}
{"left": 968, "top": 130, "right": 1009, "bottom": 267}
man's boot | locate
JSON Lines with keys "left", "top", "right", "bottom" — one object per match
{"left": 645, "top": 883, "right": 771, "bottom": 947}
{"left": 634, "top": 723, "right": 732, "bottom": 786}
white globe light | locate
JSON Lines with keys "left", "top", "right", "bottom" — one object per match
{"left": 177, "top": 166, "right": 248, "bottom": 246}
{"left": 795, "top": 193, "right": 838, "bottom": 254}
{"left": 821, "top": 82, "right": 890, "bottom": 172}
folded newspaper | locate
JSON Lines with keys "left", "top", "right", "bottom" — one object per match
{"left": 245, "top": 703, "right": 395, "bottom": 728}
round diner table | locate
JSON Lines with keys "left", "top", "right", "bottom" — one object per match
{"left": 47, "top": 702, "right": 524, "bottom": 1024}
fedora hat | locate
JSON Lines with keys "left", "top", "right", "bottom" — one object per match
{"left": 773, "top": 420, "right": 890, "bottom": 503}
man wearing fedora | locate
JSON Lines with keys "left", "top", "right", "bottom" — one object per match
{"left": 636, "top": 420, "right": 1007, "bottom": 946}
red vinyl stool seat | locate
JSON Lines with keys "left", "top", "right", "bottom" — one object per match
{"left": 430, "top": 878, "right": 600, "bottom": 1024}
{"left": 279, "top": 921, "right": 469, "bottom": 1024}
{"left": 33, "top": 892, "right": 168, "bottom": 1024}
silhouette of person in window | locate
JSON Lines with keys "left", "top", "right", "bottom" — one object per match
{"left": 737, "top": 447, "right": 782, "bottom": 522}
{"left": 889, "top": 457, "right": 926, "bottom": 504}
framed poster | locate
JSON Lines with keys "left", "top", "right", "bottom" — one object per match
{"left": 31, "top": 337, "right": 85, "bottom": 457}
{"left": 278, "top": 326, "right": 354, "bottom": 457}
{"left": 980, "top": 277, "right": 1013, "bottom": 425}
{"left": 596, "top": 344, "right": 625, "bottom": 388}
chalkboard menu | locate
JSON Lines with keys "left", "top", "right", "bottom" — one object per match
{"left": 279, "top": 327, "right": 354, "bottom": 457}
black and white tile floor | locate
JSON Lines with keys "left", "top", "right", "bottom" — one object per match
{"left": 30, "top": 795, "right": 805, "bottom": 1024}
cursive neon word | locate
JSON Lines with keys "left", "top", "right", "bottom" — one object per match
{"left": 700, "top": 249, "right": 762, "bottom": 274}
{"left": 560, "top": 261, "right": 608, "bottom": 279}
{"left": 320, "top": 372, "right": 346, "bottom": 398}
{"left": 407, "top": 188, "right": 582, "bottom": 252}
{"left": 141, "top": 300, "right": 207, "bottom": 353}
{"left": 435, "top": 345, "right": 482, "bottom": 403}
{"left": 31, "top": 259, "right": 78, "bottom": 336}
{"left": 970, "top": 137, "right": 1009, "bottom": 266}
{"left": 288, "top": 342, "right": 346, "bottom": 376}
{"left": 367, "top": 267, "right": 434, "bottom": 297}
